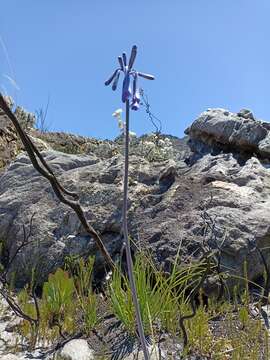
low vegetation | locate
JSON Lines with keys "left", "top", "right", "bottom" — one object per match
{"left": 0, "top": 250, "right": 268, "bottom": 359}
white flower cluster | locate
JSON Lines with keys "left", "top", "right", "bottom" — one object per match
{"left": 111, "top": 109, "right": 173, "bottom": 161}
{"left": 139, "top": 134, "right": 174, "bottom": 162}
{"left": 112, "top": 109, "right": 136, "bottom": 137}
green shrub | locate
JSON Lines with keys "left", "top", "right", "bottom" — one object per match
{"left": 42, "top": 268, "right": 75, "bottom": 321}
{"left": 12, "top": 253, "right": 270, "bottom": 358}
{"left": 109, "top": 264, "right": 136, "bottom": 334}
{"left": 65, "top": 255, "right": 98, "bottom": 334}
{"left": 109, "top": 251, "right": 210, "bottom": 336}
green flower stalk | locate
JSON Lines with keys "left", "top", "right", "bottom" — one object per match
{"left": 105, "top": 45, "right": 154, "bottom": 360}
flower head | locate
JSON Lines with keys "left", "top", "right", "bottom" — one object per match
{"left": 112, "top": 108, "right": 123, "bottom": 118}
{"left": 105, "top": 45, "right": 154, "bottom": 110}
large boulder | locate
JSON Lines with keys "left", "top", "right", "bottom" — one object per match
{"left": 185, "top": 108, "right": 270, "bottom": 158}
{"left": 0, "top": 111, "right": 188, "bottom": 285}
{"left": 0, "top": 106, "right": 270, "bottom": 293}
{"left": 58, "top": 339, "right": 95, "bottom": 360}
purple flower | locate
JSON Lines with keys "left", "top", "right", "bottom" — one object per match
{"left": 122, "top": 73, "right": 132, "bottom": 103}
{"left": 105, "top": 45, "right": 154, "bottom": 110}
{"left": 131, "top": 73, "right": 140, "bottom": 111}
{"left": 131, "top": 100, "right": 140, "bottom": 111}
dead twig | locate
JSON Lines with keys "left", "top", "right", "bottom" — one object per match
{"left": 253, "top": 244, "right": 270, "bottom": 306}
{"left": 1, "top": 213, "right": 36, "bottom": 282}
{"left": 178, "top": 252, "right": 212, "bottom": 347}
{"left": 0, "top": 214, "right": 41, "bottom": 347}
{"left": 0, "top": 93, "right": 115, "bottom": 270}
{"left": 199, "top": 194, "right": 227, "bottom": 301}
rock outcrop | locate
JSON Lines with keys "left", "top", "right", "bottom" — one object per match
{"left": 58, "top": 339, "right": 95, "bottom": 360}
{"left": 185, "top": 108, "right": 270, "bottom": 159}
{"left": 0, "top": 106, "right": 270, "bottom": 294}
{"left": 0, "top": 108, "right": 21, "bottom": 174}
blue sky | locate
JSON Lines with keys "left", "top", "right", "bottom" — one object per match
{"left": 1, "top": 1, "right": 270, "bottom": 139}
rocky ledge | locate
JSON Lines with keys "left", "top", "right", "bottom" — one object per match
{"left": 0, "top": 107, "right": 270, "bottom": 295}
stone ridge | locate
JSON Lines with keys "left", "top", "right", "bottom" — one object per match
{"left": 186, "top": 108, "right": 270, "bottom": 158}
{"left": 1, "top": 105, "right": 270, "bottom": 298}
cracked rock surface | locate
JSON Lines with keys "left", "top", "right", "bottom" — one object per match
{"left": 0, "top": 107, "right": 270, "bottom": 293}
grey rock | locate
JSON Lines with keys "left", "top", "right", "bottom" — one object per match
{"left": 0, "top": 151, "right": 125, "bottom": 285}
{"left": 237, "top": 108, "right": 255, "bottom": 120}
{"left": 1, "top": 106, "right": 270, "bottom": 294}
{"left": 3, "top": 96, "right": 14, "bottom": 110}
{"left": 258, "top": 132, "right": 270, "bottom": 155}
{"left": 185, "top": 108, "right": 270, "bottom": 158}
{"left": 0, "top": 109, "right": 21, "bottom": 174}
{"left": 58, "top": 339, "right": 94, "bottom": 360}
{"left": 0, "top": 119, "right": 189, "bottom": 287}
{"left": 0, "top": 296, "right": 25, "bottom": 359}
{"left": 124, "top": 345, "right": 164, "bottom": 359}
{"left": 0, "top": 355, "right": 21, "bottom": 360}
{"left": 14, "top": 106, "right": 35, "bottom": 129}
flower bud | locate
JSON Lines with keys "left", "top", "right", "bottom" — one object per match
{"left": 122, "top": 74, "right": 132, "bottom": 102}
{"left": 112, "top": 70, "right": 121, "bottom": 91}
{"left": 122, "top": 52, "right": 127, "bottom": 66}
{"left": 138, "top": 72, "right": 155, "bottom": 80}
{"left": 131, "top": 100, "right": 140, "bottom": 111}
{"left": 118, "top": 56, "right": 124, "bottom": 71}
{"left": 105, "top": 69, "right": 119, "bottom": 86}
{"left": 128, "top": 45, "right": 137, "bottom": 70}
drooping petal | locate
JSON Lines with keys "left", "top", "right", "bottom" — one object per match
{"left": 132, "top": 72, "right": 137, "bottom": 99}
{"left": 128, "top": 45, "right": 137, "bottom": 70}
{"left": 131, "top": 100, "right": 140, "bottom": 111}
{"left": 122, "top": 52, "right": 127, "bottom": 66}
{"left": 112, "top": 70, "right": 121, "bottom": 91}
{"left": 122, "top": 73, "right": 132, "bottom": 102}
{"left": 132, "top": 73, "right": 140, "bottom": 103}
{"left": 104, "top": 69, "right": 120, "bottom": 86}
{"left": 138, "top": 72, "right": 155, "bottom": 80}
{"left": 118, "top": 56, "right": 124, "bottom": 71}
{"left": 134, "top": 88, "right": 140, "bottom": 102}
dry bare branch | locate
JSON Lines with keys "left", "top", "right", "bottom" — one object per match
{"left": 0, "top": 93, "right": 115, "bottom": 269}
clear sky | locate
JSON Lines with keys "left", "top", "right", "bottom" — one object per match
{"left": 1, "top": 1, "right": 270, "bottom": 139}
